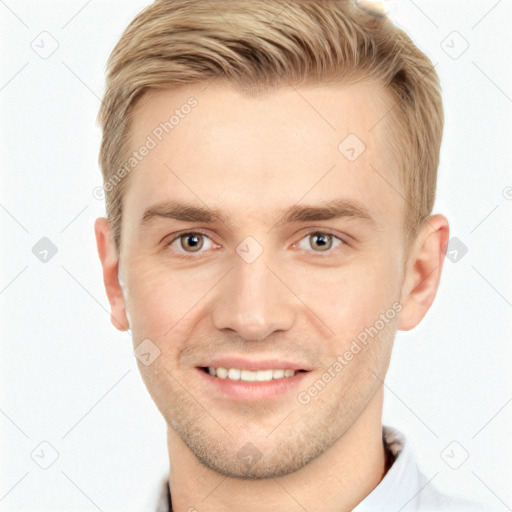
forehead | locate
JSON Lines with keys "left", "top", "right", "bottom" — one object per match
{"left": 123, "top": 80, "right": 402, "bottom": 229}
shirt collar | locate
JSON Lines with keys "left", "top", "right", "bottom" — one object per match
{"left": 352, "top": 425, "right": 421, "bottom": 511}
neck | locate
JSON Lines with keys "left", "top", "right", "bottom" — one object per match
{"left": 167, "top": 386, "right": 387, "bottom": 512}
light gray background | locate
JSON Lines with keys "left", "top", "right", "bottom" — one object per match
{"left": 1, "top": 0, "right": 511, "bottom": 510}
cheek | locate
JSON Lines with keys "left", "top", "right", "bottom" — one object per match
{"left": 122, "top": 261, "right": 178, "bottom": 338}
{"left": 284, "top": 253, "right": 401, "bottom": 341}
{"left": 122, "top": 259, "right": 220, "bottom": 341}
{"left": 125, "top": 257, "right": 194, "bottom": 318}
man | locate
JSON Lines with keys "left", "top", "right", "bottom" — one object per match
{"left": 94, "top": 0, "right": 486, "bottom": 510}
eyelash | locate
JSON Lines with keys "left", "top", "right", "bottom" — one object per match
{"left": 164, "top": 229, "right": 347, "bottom": 258}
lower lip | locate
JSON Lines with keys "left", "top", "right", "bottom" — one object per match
{"left": 196, "top": 368, "right": 309, "bottom": 401}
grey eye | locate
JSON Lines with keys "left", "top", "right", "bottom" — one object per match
{"left": 296, "top": 231, "right": 342, "bottom": 253}
{"left": 309, "top": 232, "right": 333, "bottom": 251}
{"left": 180, "top": 233, "right": 204, "bottom": 252}
{"left": 179, "top": 233, "right": 205, "bottom": 252}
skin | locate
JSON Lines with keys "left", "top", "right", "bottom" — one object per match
{"left": 95, "top": 79, "right": 449, "bottom": 512}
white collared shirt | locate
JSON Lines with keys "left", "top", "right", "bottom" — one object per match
{"left": 353, "top": 426, "right": 487, "bottom": 511}
{"left": 147, "top": 425, "right": 487, "bottom": 511}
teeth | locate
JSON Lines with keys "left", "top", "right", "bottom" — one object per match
{"left": 256, "top": 369, "right": 273, "bottom": 381}
{"left": 206, "top": 367, "right": 297, "bottom": 382}
{"left": 241, "top": 369, "right": 256, "bottom": 381}
{"left": 228, "top": 368, "right": 241, "bottom": 380}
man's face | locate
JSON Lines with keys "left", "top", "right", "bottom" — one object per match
{"left": 116, "top": 80, "right": 407, "bottom": 478}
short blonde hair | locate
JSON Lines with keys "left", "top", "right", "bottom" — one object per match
{"left": 97, "top": 0, "right": 443, "bottom": 252}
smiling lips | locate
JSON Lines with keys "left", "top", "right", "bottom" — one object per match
{"left": 206, "top": 367, "right": 298, "bottom": 382}
{"left": 197, "top": 359, "right": 310, "bottom": 400}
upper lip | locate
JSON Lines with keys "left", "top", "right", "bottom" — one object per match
{"left": 198, "top": 357, "right": 311, "bottom": 372}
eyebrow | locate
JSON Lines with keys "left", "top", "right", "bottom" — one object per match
{"left": 140, "top": 198, "right": 378, "bottom": 229}
{"left": 277, "top": 199, "right": 377, "bottom": 227}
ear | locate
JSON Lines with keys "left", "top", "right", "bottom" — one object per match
{"left": 397, "top": 214, "right": 450, "bottom": 331}
{"left": 94, "top": 217, "right": 130, "bottom": 331}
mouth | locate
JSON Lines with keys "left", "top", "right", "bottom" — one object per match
{"left": 196, "top": 364, "right": 310, "bottom": 401}
{"left": 199, "top": 366, "right": 308, "bottom": 382}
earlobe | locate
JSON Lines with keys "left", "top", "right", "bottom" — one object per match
{"left": 94, "top": 217, "right": 130, "bottom": 331}
{"left": 397, "top": 214, "right": 450, "bottom": 331}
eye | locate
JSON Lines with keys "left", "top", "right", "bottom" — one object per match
{"left": 296, "top": 231, "right": 344, "bottom": 254}
{"left": 164, "top": 230, "right": 345, "bottom": 257}
{"left": 165, "top": 231, "right": 216, "bottom": 255}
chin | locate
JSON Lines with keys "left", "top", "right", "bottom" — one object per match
{"left": 174, "top": 419, "right": 335, "bottom": 480}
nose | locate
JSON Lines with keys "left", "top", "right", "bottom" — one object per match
{"left": 211, "top": 250, "right": 297, "bottom": 341}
